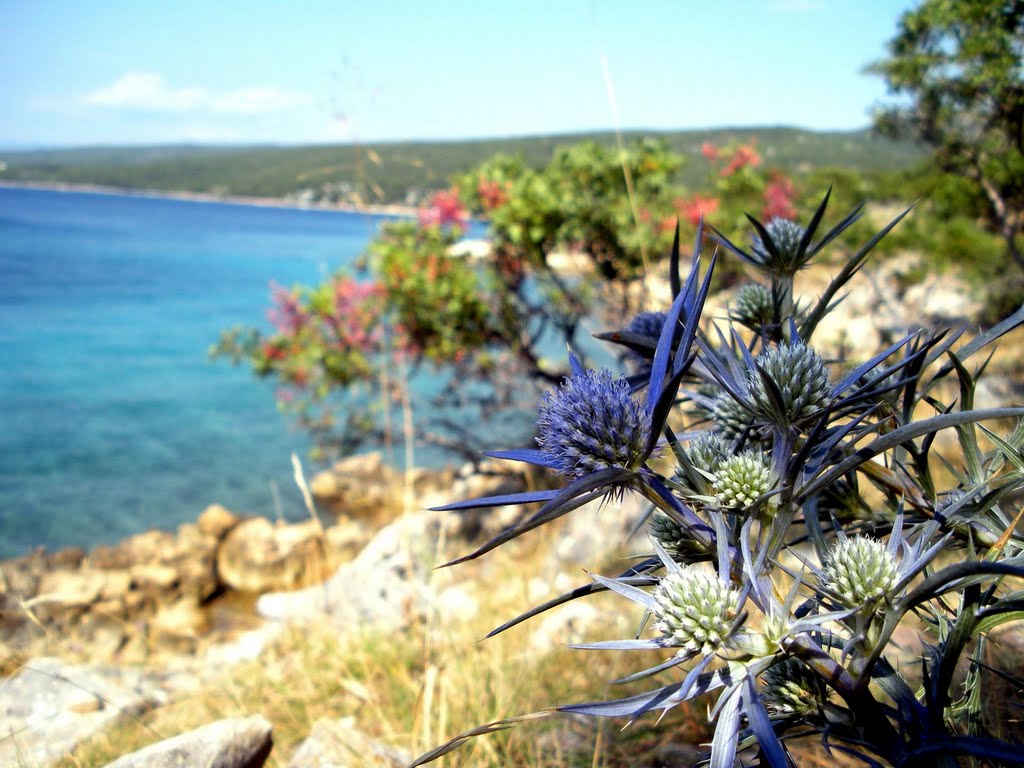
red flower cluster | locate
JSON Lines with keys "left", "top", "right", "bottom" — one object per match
{"left": 701, "top": 142, "right": 719, "bottom": 160}
{"left": 477, "top": 178, "right": 509, "bottom": 211}
{"left": 763, "top": 171, "right": 797, "bottom": 221}
{"left": 675, "top": 195, "right": 720, "bottom": 228}
{"left": 418, "top": 188, "right": 468, "bottom": 231}
{"left": 330, "top": 276, "right": 385, "bottom": 354}
{"left": 267, "top": 282, "right": 306, "bottom": 335}
{"left": 720, "top": 144, "right": 762, "bottom": 177}
{"left": 263, "top": 274, "right": 387, "bottom": 398}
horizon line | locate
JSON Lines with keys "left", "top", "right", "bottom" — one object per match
{"left": 0, "top": 122, "right": 882, "bottom": 154}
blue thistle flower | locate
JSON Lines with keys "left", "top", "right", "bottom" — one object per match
{"left": 730, "top": 283, "right": 775, "bottom": 332}
{"left": 536, "top": 367, "right": 651, "bottom": 480}
{"left": 751, "top": 218, "right": 807, "bottom": 274}
{"left": 708, "top": 188, "right": 868, "bottom": 282}
{"left": 749, "top": 341, "right": 832, "bottom": 426}
{"left": 622, "top": 311, "right": 668, "bottom": 375}
{"left": 433, "top": 246, "right": 719, "bottom": 569}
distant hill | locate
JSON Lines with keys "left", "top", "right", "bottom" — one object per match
{"left": 0, "top": 127, "right": 926, "bottom": 206}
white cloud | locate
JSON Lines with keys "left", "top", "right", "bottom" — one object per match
{"left": 84, "top": 73, "right": 311, "bottom": 115}
{"left": 86, "top": 73, "right": 205, "bottom": 112}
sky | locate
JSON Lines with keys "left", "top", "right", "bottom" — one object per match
{"left": 0, "top": 0, "right": 917, "bottom": 149}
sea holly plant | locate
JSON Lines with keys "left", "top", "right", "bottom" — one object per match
{"left": 413, "top": 191, "right": 1024, "bottom": 767}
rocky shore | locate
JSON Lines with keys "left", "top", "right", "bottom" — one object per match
{"left": 0, "top": 452, "right": 553, "bottom": 765}
{"left": 0, "top": 452, "right": 519, "bottom": 669}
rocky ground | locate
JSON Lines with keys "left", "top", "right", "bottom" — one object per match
{"left": 0, "top": 451, "right": 571, "bottom": 766}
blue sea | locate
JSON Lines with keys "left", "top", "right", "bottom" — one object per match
{"left": 0, "top": 187, "right": 441, "bottom": 558}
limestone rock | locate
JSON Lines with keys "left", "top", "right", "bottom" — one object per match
{"left": 89, "top": 529, "right": 174, "bottom": 570}
{"left": 47, "top": 547, "right": 87, "bottom": 570}
{"left": 171, "top": 523, "right": 221, "bottom": 602}
{"left": 75, "top": 609, "right": 127, "bottom": 658}
{"left": 0, "top": 657, "right": 164, "bottom": 767}
{"left": 0, "top": 507, "right": 235, "bottom": 663}
{"left": 149, "top": 597, "right": 208, "bottom": 654}
{"left": 287, "top": 716, "right": 409, "bottom": 767}
{"left": 257, "top": 511, "right": 440, "bottom": 629}
{"left": 35, "top": 568, "right": 108, "bottom": 606}
{"left": 324, "top": 518, "right": 370, "bottom": 562}
{"left": 198, "top": 503, "right": 241, "bottom": 539}
{"left": 437, "top": 461, "right": 528, "bottom": 539}
{"left": 203, "top": 623, "right": 285, "bottom": 668}
{"left": 130, "top": 563, "right": 180, "bottom": 592}
{"left": 308, "top": 453, "right": 455, "bottom": 521}
{"left": 310, "top": 451, "right": 396, "bottom": 519}
{"left": 217, "top": 517, "right": 325, "bottom": 593}
{"left": 552, "top": 493, "right": 647, "bottom": 566}
{"left": 0, "top": 548, "right": 48, "bottom": 598}
{"left": 102, "top": 715, "right": 272, "bottom": 768}
{"left": 24, "top": 569, "right": 110, "bottom": 632}
{"left": 529, "top": 600, "right": 600, "bottom": 654}
{"left": 88, "top": 525, "right": 219, "bottom": 603}
{"left": 99, "top": 569, "right": 132, "bottom": 600}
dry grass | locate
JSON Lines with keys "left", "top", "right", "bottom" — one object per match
{"left": 53, "top": 520, "right": 711, "bottom": 768}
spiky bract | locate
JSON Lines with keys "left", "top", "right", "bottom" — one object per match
{"left": 625, "top": 310, "right": 667, "bottom": 340}
{"left": 536, "top": 368, "right": 650, "bottom": 480}
{"left": 653, "top": 566, "right": 741, "bottom": 656}
{"left": 822, "top": 536, "right": 900, "bottom": 606}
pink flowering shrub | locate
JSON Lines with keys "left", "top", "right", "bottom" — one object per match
{"left": 418, "top": 188, "right": 468, "bottom": 231}
{"left": 763, "top": 171, "right": 797, "bottom": 220}
{"left": 720, "top": 143, "right": 762, "bottom": 177}
{"left": 675, "top": 194, "right": 721, "bottom": 228}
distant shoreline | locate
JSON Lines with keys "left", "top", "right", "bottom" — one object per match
{"left": 0, "top": 179, "right": 419, "bottom": 218}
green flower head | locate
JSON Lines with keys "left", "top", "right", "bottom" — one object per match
{"left": 653, "top": 566, "right": 741, "bottom": 656}
{"left": 713, "top": 450, "right": 775, "bottom": 509}
{"left": 822, "top": 536, "right": 900, "bottom": 606}
{"left": 730, "top": 283, "right": 774, "bottom": 331}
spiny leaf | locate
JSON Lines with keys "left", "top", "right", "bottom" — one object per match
{"left": 439, "top": 468, "right": 632, "bottom": 567}
{"left": 406, "top": 711, "right": 552, "bottom": 766}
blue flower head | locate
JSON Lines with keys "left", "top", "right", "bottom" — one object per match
{"left": 623, "top": 311, "right": 668, "bottom": 375}
{"left": 752, "top": 217, "right": 807, "bottom": 272}
{"left": 536, "top": 367, "right": 651, "bottom": 480}
{"left": 625, "top": 310, "right": 667, "bottom": 339}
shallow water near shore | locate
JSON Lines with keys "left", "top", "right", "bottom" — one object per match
{"left": 0, "top": 187, "right": 440, "bottom": 558}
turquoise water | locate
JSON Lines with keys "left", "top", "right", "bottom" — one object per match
{"left": 0, "top": 187, "right": 417, "bottom": 557}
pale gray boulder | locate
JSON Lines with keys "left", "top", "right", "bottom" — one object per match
{"left": 101, "top": 715, "right": 272, "bottom": 768}
{"left": 0, "top": 657, "right": 164, "bottom": 766}
{"left": 287, "top": 717, "right": 409, "bottom": 767}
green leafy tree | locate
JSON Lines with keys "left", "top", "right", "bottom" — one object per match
{"left": 868, "top": 0, "right": 1024, "bottom": 269}
{"left": 218, "top": 138, "right": 990, "bottom": 466}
